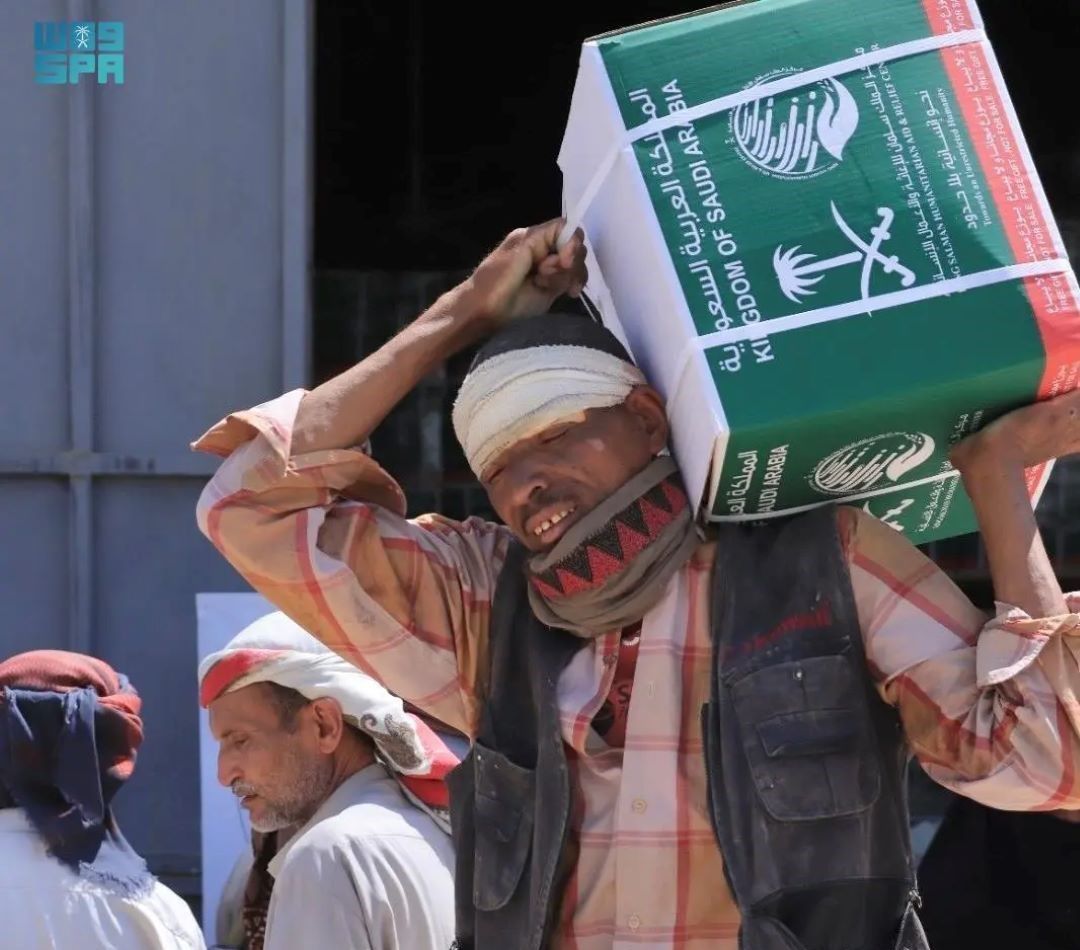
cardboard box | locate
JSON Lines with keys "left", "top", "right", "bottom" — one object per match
{"left": 558, "top": 0, "right": 1080, "bottom": 541}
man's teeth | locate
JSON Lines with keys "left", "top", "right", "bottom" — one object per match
{"left": 534, "top": 508, "right": 574, "bottom": 537}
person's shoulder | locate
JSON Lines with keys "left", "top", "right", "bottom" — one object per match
{"left": 283, "top": 781, "right": 450, "bottom": 873}
{"left": 699, "top": 505, "right": 912, "bottom": 572}
{"left": 272, "top": 819, "right": 358, "bottom": 892}
{"left": 277, "top": 803, "right": 454, "bottom": 908}
{"left": 142, "top": 880, "right": 207, "bottom": 948}
{"left": 328, "top": 790, "right": 451, "bottom": 856}
{"left": 411, "top": 511, "right": 513, "bottom": 547}
{"left": 835, "top": 502, "right": 921, "bottom": 564}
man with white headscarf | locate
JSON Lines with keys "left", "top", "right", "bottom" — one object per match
{"left": 198, "top": 611, "right": 459, "bottom": 950}
{"left": 193, "top": 218, "right": 1080, "bottom": 950}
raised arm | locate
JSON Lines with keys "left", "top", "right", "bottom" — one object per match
{"left": 853, "top": 390, "right": 1080, "bottom": 811}
{"left": 291, "top": 219, "right": 587, "bottom": 455}
{"left": 949, "top": 391, "right": 1080, "bottom": 616}
{"left": 193, "top": 220, "right": 586, "bottom": 735}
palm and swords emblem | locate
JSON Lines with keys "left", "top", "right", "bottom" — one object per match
{"left": 773, "top": 202, "right": 917, "bottom": 303}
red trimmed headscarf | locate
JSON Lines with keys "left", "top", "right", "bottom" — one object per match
{"left": 198, "top": 611, "right": 461, "bottom": 820}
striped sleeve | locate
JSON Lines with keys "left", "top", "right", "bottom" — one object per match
{"left": 843, "top": 506, "right": 1080, "bottom": 811}
{"left": 192, "top": 389, "right": 512, "bottom": 737}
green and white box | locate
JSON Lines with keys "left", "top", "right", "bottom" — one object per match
{"left": 558, "top": 0, "right": 1080, "bottom": 542}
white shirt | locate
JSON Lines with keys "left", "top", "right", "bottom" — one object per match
{"left": 265, "top": 763, "right": 456, "bottom": 950}
{"left": 0, "top": 808, "right": 206, "bottom": 950}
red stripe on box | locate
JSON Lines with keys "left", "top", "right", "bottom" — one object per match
{"left": 939, "top": 33, "right": 1080, "bottom": 498}
{"left": 1023, "top": 273, "right": 1080, "bottom": 400}
{"left": 920, "top": 0, "right": 976, "bottom": 34}
{"left": 939, "top": 42, "right": 1052, "bottom": 263}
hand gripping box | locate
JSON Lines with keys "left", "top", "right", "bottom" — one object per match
{"left": 558, "top": 0, "right": 1080, "bottom": 542}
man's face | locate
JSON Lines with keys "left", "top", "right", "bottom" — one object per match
{"left": 210, "top": 683, "right": 334, "bottom": 832}
{"left": 480, "top": 387, "right": 669, "bottom": 552}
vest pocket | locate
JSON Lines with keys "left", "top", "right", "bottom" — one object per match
{"left": 471, "top": 742, "right": 536, "bottom": 912}
{"left": 729, "top": 653, "right": 881, "bottom": 821}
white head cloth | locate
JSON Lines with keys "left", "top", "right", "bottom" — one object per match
{"left": 451, "top": 344, "right": 646, "bottom": 477}
{"left": 198, "top": 612, "right": 451, "bottom": 781}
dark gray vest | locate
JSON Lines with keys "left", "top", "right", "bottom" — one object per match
{"left": 447, "top": 506, "right": 928, "bottom": 950}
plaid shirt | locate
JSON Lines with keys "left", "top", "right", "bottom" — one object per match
{"left": 194, "top": 389, "right": 1080, "bottom": 950}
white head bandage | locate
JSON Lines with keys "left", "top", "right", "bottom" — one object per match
{"left": 451, "top": 344, "right": 647, "bottom": 477}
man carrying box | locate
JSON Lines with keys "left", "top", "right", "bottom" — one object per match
{"left": 193, "top": 218, "right": 1080, "bottom": 950}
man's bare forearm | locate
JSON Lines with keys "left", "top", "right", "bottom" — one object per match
{"left": 291, "top": 218, "right": 588, "bottom": 456}
{"left": 956, "top": 448, "right": 1067, "bottom": 617}
{"left": 292, "top": 286, "right": 487, "bottom": 455}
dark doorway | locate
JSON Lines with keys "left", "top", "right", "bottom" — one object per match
{"left": 315, "top": 0, "right": 1079, "bottom": 272}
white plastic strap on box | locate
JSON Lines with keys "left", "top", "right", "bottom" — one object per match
{"left": 557, "top": 28, "right": 985, "bottom": 248}
{"left": 710, "top": 469, "right": 962, "bottom": 523}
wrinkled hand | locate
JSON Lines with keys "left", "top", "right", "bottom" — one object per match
{"left": 950, "top": 389, "right": 1080, "bottom": 472}
{"left": 461, "top": 218, "right": 588, "bottom": 330}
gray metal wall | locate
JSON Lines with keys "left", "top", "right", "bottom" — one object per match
{"left": 0, "top": 0, "right": 311, "bottom": 899}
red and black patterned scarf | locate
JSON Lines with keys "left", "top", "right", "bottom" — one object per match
{"left": 526, "top": 455, "right": 698, "bottom": 637}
